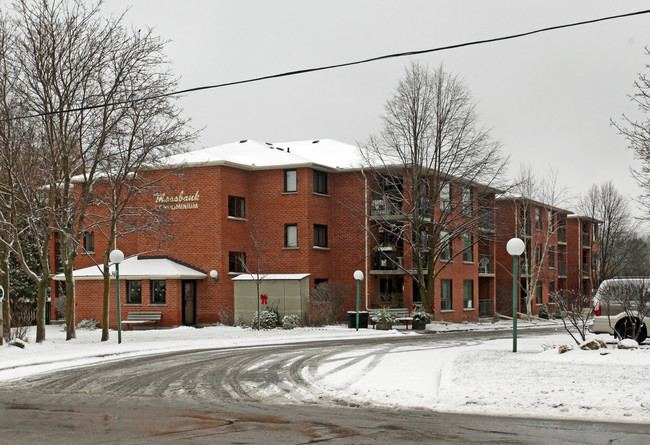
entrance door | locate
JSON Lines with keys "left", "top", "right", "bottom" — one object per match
{"left": 182, "top": 281, "right": 196, "bottom": 325}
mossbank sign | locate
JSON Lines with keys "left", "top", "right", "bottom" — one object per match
{"left": 154, "top": 190, "right": 200, "bottom": 210}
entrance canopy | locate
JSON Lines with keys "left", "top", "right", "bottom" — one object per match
{"left": 52, "top": 256, "right": 207, "bottom": 281}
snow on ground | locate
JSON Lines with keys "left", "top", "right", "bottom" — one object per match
{"left": 2, "top": 319, "right": 649, "bottom": 423}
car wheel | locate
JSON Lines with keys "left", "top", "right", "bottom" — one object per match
{"left": 615, "top": 318, "right": 647, "bottom": 343}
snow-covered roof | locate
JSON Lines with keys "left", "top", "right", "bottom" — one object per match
{"left": 52, "top": 256, "right": 207, "bottom": 281}
{"left": 231, "top": 273, "right": 311, "bottom": 281}
{"left": 161, "top": 139, "right": 364, "bottom": 171}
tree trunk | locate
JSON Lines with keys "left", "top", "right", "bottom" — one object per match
{"left": 36, "top": 276, "right": 48, "bottom": 343}
{"left": 101, "top": 264, "right": 110, "bottom": 341}
{"left": 64, "top": 263, "right": 76, "bottom": 340}
{"left": 0, "top": 253, "right": 8, "bottom": 344}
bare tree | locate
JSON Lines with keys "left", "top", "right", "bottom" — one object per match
{"left": 613, "top": 47, "right": 650, "bottom": 218}
{"left": 0, "top": 9, "right": 52, "bottom": 342}
{"left": 550, "top": 289, "right": 594, "bottom": 345}
{"left": 8, "top": 0, "right": 193, "bottom": 340}
{"left": 239, "top": 219, "right": 278, "bottom": 330}
{"left": 361, "top": 62, "right": 507, "bottom": 314}
{"left": 512, "top": 166, "right": 569, "bottom": 318}
{"left": 77, "top": 28, "right": 195, "bottom": 341}
{"left": 578, "top": 181, "right": 636, "bottom": 282}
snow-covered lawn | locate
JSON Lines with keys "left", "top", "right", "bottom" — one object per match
{"left": 2, "top": 320, "right": 649, "bottom": 423}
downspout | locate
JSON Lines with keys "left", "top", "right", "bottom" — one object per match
{"left": 361, "top": 168, "right": 369, "bottom": 310}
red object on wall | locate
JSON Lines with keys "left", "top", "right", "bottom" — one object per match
{"left": 261, "top": 294, "right": 268, "bottom": 305}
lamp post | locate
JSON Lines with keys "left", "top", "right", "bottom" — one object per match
{"left": 353, "top": 270, "right": 364, "bottom": 331}
{"left": 506, "top": 238, "right": 525, "bottom": 352}
{"left": 110, "top": 249, "right": 124, "bottom": 344}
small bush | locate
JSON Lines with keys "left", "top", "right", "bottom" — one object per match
{"left": 282, "top": 314, "right": 301, "bottom": 330}
{"left": 538, "top": 304, "right": 549, "bottom": 319}
{"left": 218, "top": 306, "right": 235, "bottom": 326}
{"left": 252, "top": 307, "right": 280, "bottom": 329}
{"left": 77, "top": 319, "right": 100, "bottom": 330}
{"left": 53, "top": 295, "right": 67, "bottom": 321}
{"left": 9, "top": 298, "right": 33, "bottom": 343}
{"left": 309, "top": 281, "right": 351, "bottom": 326}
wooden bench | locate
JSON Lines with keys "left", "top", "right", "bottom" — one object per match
{"left": 121, "top": 311, "right": 162, "bottom": 330}
{"left": 368, "top": 308, "right": 413, "bottom": 329}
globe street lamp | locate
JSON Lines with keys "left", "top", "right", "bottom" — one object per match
{"left": 353, "top": 270, "right": 364, "bottom": 331}
{"left": 506, "top": 238, "right": 525, "bottom": 352}
{"left": 110, "top": 249, "right": 125, "bottom": 344}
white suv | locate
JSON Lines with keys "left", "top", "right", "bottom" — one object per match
{"left": 590, "top": 278, "right": 650, "bottom": 343}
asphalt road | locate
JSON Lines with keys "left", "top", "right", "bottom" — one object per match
{"left": 1, "top": 327, "right": 649, "bottom": 444}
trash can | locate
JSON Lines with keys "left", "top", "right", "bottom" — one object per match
{"left": 347, "top": 311, "right": 369, "bottom": 329}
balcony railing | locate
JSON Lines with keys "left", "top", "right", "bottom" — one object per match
{"left": 582, "top": 263, "right": 590, "bottom": 279}
{"left": 372, "top": 252, "right": 403, "bottom": 271}
{"left": 371, "top": 198, "right": 402, "bottom": 217}
{"left": 558, "top": 261, "right": 566, "bottom": 277}
{"left": 478, "top": 254, "right": 494, "bottom": 275}
{"left": 478, "top": 212, "right": 494, "bottom": 231}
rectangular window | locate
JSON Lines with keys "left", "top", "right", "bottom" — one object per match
{"left": 535, "top": 207, "right": 542, "bottom": 230}
{"left": 313, "top": 170, "right": 328, "bottom": 194}
{"left": 285, "top": 224, "right": 298, "bottom": 247}
{"left": 440, "top": 182, "right": 451, "bottom": 211}
{"left": 463, "top": 280, "right": 474, "bottom": 309}
{"left": 284, "top": 169, "right": 297, "bottom": 193}
{"left": 441, "top": 279, "right": 452, "bottom": 311}
{"left": 535, "top": 281, "right": 542, "bottom": 305}
{"left": 228, "top": 196, "right": 245, "bottom": 218}
{"left": 548, "top": 246, "right": 555, "bottom": 268}
{"left": 462, "top": 187, "right": 472, "bottom": 215}
{"left": 313, "top": 224, "right": 328, "bottom": 248}
{"left": 462, "top": 233, "right": 473, "bottom": 262}
{"left": 228, "top": 252, "right": 246, "bottom": 273}
{"left": 83, "top": 231, "right": 95, "bottom": 252}
{"left": 535, "top": 243, "right": 542, "bottom": 266}
{"left": 150, "top": 280, "right": 166, "bottom": 304}
{"left": 126, "top": 280, "right": 142, "bottom": 304}
{"left": 440, "top": 231, "right": 451, "bottom": 261}
{"left": 549, "top": 281, "right": 555, "bottom": 295}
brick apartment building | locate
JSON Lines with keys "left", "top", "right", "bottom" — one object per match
{"left": 52, "top": 139, "right": 597, "bottom": 327}
{"left": 494, "top": 198, "right": 599, "bottom": 317}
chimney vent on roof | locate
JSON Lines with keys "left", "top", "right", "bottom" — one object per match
{"left": 312, "top": 140, "right": 320, "bottom": 144}
{"left": 239, "top": 140, "right": 247, "bottom": 143}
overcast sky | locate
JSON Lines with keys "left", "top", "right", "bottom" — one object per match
{"left": 103, "top": 1, "right": 650, "bottom": 218}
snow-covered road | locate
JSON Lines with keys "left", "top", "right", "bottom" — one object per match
{"left": 2, "top": 321, "right": 649, "bottom": 423}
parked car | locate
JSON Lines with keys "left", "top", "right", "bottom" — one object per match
{"left": 590, "top": 277, "right": 650, "bottom": 343}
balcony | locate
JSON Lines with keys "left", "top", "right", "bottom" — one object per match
{"left": 371, "top": 198, "right": 401, "bottom": 217}
{"left": 557, "top": 227, "right": 567, "bottom": 244}
{"left": 582, "top": 232, "right": 590, "bottom": 248}
{"left": 478, "top": 212, "right": 494, "bottom": 232}
{"left": 558, "top": 261, "right": 566, "bottom": 277}
{"left": 371, "top": 251, "right": 403, "bottom": 272}
{"left": 478, "top": 254, "right": 494, "bottom": 276}
{"left": 582, "top": 263, "right": 590, "bottom": 279}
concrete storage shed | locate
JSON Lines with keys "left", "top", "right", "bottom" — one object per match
{"left": 232, "top": 274, "right": 311, "bottom": 325}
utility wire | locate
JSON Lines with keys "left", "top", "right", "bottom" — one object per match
{"left": 5, "top": 8, "right": 650, "bottom": 122}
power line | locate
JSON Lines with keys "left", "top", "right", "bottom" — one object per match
{"left": 5, "top": 8, "right": 650, "bottom": 122}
